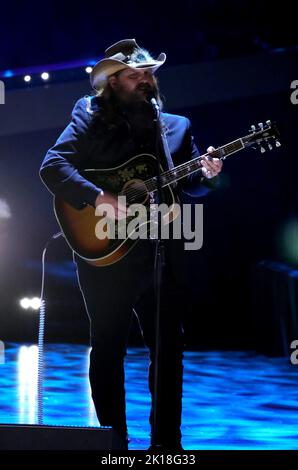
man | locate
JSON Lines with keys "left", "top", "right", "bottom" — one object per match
{"left": 40, "top": 38, "right": 222, "bottom": 451}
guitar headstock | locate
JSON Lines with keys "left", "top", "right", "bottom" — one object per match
{"left": 243, "top": 120, "right": 281, "bottom": 153}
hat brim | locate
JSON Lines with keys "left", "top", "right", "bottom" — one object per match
{"left": 90, "top": 53, "right": 166, "bottom": 90}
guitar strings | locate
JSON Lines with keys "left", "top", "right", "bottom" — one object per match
{"left": 98, "top": 127, "right": 270, "bottom": 203}
{"left": 117, "top": 152, "right": 209, "bottom": 203}
{"left": 118, "top": 155, "right": 207, "bottom": 202}
{"left": 121, "top": 138, "right": 244, "bottom": 201}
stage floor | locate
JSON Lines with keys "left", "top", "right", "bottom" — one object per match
{"left": 0, "top": 343, "right": 297, "bottom": 450}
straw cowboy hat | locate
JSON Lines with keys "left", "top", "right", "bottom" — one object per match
{"left": 90, "top": 38, "right": 166, "bottom": 91}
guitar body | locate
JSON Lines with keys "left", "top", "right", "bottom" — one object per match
{"left": 54, "top": 153, "right": 178, "bottom": 266}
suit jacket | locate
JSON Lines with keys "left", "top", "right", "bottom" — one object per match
{"left": 40, "top": 96, "right": 215, "bottom": 209}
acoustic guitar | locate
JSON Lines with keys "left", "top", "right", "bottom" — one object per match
{"left": 54, "top": 121, "right": 280, "bottom": 266}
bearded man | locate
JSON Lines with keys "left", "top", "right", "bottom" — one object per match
{"left": 40, "top": 38, "right": 222, "bottom": 451}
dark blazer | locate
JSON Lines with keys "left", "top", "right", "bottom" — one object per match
{"left": 40, "top": 96, "right": 214, "bottom": 209}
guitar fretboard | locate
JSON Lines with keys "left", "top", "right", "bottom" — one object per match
{"left": 145, "top": 138, "right": 244, "bottom": 192}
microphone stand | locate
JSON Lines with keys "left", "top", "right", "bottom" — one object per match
{"left": 150, "top": 97, "right": 165, "bottom": 448}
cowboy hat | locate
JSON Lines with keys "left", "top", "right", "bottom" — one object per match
{"left": 90, "top": 38, "right": 166, "bottom": 91}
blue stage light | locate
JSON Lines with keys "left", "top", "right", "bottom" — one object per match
{"left": 3, "top": 70, "right": 14, "bottom": 78}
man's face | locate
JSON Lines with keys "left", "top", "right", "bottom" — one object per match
{"left": 108, "top": 68, "right": 155, "bottom": 103}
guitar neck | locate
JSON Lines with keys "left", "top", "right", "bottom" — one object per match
{"left": 145, "top": 137, "right": 245, "bottom": 192}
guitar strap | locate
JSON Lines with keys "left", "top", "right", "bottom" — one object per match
{"left": 160, "top": 118, "right": 177, "bottom": 188}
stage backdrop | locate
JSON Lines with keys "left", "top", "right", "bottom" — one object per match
{"left": 0, "top": 51, "right": 297, "bottom": 353}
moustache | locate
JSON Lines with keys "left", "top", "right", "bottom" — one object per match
{"left": 136, "top": 86, "right": 157, "bottom": 101}
{"left": 137, "top": 84, "right": 153, "bottom": 92}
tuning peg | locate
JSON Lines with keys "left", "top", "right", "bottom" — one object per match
{"left": 260, "top": 145, "right": 266, "bottom": 153}
{"left": 266, "top": 120, "right": 271, "bottom": 126}
{"left": 268, "top": 142, "right": 273, "bottom": 150}
{"left": 275, "top": 140, "right": 281, "bottom": 147}
{"left": 258, "top": 122, "right": 264, "bottom": 130}
{"left": 250, "top": 124, "right": 256, "bottom": 132}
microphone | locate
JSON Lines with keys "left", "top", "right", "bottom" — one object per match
{"left": 146, "top": 91, "right": 160, "bottom": 114}
{"left": 150, "top": 97, "right": 159, "bottom": 113}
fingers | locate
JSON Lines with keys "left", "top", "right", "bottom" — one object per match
{"left": 201, "top": 146, "right": 223, "bottom": 178}
{"left": 96, "top": 192, "right": 127, "bottom": 220}
{"left": 201, "top": 165, "right": 213, "bottom": 178}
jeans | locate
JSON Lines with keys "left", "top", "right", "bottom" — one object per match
{"left": 74, "top": 239, "right": 185, "bottom": 446}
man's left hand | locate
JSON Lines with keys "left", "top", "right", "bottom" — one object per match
{"left": 201, "top": 146, "right": 223, "bottom": 179}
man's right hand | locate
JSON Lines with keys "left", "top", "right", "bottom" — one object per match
{"left": 95, "top": 191, "right": 127, "bottom": 221}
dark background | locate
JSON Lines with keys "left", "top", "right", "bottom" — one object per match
{"left": 1, "top": 1, "right": 297, "bottom": 71}
{"left": 0, "top": 0, "right": 297, "bottom": 354}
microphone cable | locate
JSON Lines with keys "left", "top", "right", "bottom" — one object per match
{"left": 37, "top": 231, "right": 63, "bottom": 425}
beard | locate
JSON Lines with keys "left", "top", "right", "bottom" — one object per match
{"left": 110, "top": 84, "right": 157, "bottom": 145}
{"left": 93, "top": 79, "right": 162, "bottom": 150}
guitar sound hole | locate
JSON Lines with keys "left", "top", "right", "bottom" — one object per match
{"left": 122, "top": 179, "right": 149, "bottom": 205}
